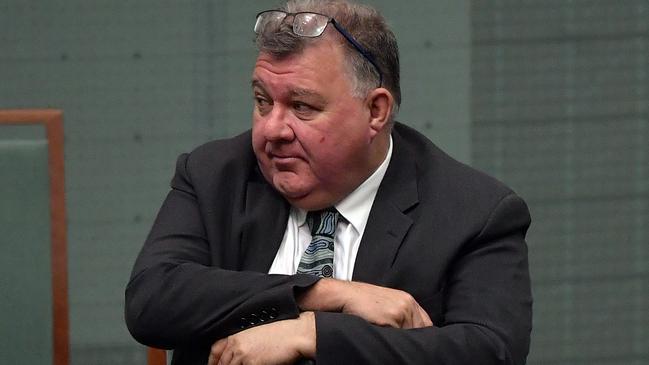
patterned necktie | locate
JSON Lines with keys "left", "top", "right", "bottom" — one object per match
{"left": 296, "top": 208, "right": 339, "bottom": 278}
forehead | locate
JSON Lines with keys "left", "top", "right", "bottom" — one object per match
{"left": 252, "top": 39, "right": 352, "bottom": 95}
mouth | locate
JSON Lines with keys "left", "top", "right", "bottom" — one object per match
{"left": 267, "top": 152, "right": 301, "bottom": 166}
{"left": 264, "top": 144, "right": 305, "bottom": 169}
{"left": 270, "top": 154, "right": 302, "bottom": 168}
{"left": 271, "top": 153, "right": 299, "bottom": 160}
{"left": 268, "top": 148, "right": 303, "bottom": 161}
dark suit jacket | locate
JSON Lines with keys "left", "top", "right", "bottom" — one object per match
{"left": 125, "top": 122, "right": 532, "bottom": 365}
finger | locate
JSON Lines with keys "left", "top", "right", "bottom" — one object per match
{"left": 420, "top": 306, "right": 433, "bottom": 327}
{"left": 401, "top": 298, "right": 418, "bottom": 329}
{"left": 218, "top": 348, "right": 234, "bottom": 365}
{"left": 402, "top": 307, "right": 415, "bottom": 329}
{"left": 230, "top": 354, "right": 244, "bottom": 365}
{"left": 402, "top": 303, "right": 428, "bottom": 329}
{"left": 210, "top": 338, "right": 228, "bottom": 365}
{"left": 384, "top": 307, "right": 404, "bottom": 328}
{"left": 224, "top": 348, "right": 244, "bottom": 365}
{"left": 413, "top": 305, "right": 433, "bottom": 328}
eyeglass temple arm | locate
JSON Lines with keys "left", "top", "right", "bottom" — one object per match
{"left": 330, "top": 20, "right": 383, "bottom": 86}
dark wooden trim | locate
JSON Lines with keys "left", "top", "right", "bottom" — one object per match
{"left": 148, "top": 348, "right": 167, "bottom": 365}
{"left": 0, "top": 109, "right": 70, "bottom": 365}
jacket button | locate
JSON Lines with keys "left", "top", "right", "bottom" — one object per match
{"left": 239, "top": 317, "right": 249, "bottom": 328}
{"left": 249, "top": 314, "right": 259, "bottom": 324}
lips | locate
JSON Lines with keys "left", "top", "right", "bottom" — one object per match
{"left": 270, "top": 154, "right": 300, "bottom": 165}
{"left": 264, "top": 142, "right": 305, "bottom": 166}
{"left": 270, "top": 152, "right": 295, "bottom": 159}
{"left": 266, "top": 150, "right": 302, "bottom": 172}
{"left": 266, "top": 146, "right": 301, "bottom": 160}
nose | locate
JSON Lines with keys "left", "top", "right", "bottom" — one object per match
{"left": 263, "top": 105, "right": 295, "bottom": 142}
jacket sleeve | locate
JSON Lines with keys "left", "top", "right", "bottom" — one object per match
{"left": 124, "top": 153, "right": 319, "bottom": 349}
{"left": 314, "top": 194, "right": 532, "bottom": 365}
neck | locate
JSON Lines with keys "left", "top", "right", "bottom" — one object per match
{"left": 368, "top": 130, "right": 390, "bottom": 173}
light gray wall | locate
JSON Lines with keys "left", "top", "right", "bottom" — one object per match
{"left": 471, "top": 1, "right": 649, "bottom": 364}
{"left": 367, "top": 0, "right": 472, "bottom": 162}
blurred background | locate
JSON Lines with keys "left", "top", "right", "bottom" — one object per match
{"left": 0, "top": 0, "right": 647, "bottom": 364}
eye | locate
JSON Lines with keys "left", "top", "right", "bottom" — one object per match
{"left": 292, "top": 101, "right": 318, "bottom": 119}
{"left": 254, "top": 95, "right": 273, "bottom": 115}
{"left": 294, "top": 102, "right": 311, "bottom": 111}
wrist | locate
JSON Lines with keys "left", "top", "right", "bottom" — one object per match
{"left": 298, "top": 278, "right": 346, "bottom": 312}
{"left": 296, "top": 311, "right": 316, "bottom": 358}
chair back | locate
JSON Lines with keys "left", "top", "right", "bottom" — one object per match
{"left": 0, "top": 110, "right": 69, "bottom": 365}
{"left": 148, "top": 348, "right": 167, "bottom": 365}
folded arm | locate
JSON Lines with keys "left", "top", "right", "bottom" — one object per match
{"left": 125, "top": 153, "right": 320, "bottom": 349}
{"left": 208, "top": 193, "right": 531, "bottom": 365}
{"left": 312, "top": 193, "right": 532, "bottom": 364}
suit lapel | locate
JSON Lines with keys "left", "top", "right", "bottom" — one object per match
{"left": 240, "top": 172, "right": 290, "bottom": 272}
{"left": 352, "top": 129, "right": 419, "bottom": 284}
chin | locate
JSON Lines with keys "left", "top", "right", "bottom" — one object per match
{"left": 284, "top": 192, "right": 338, "bottom": 211}
{"left": 273, "top": 175, "right": 310, "bottom": 197}
{"left": 268, "top": 173, "right": 337, "bottom": 210}
{"left": 273, "top": 182, "right": 318, "bottom": 209}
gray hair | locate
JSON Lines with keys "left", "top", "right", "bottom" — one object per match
{"left": 255, "top": 0, "right": 401, "bottom": 116}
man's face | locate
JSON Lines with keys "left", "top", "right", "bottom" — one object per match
{"left": 251, "top": 39, "right": 377, "bottom": 210}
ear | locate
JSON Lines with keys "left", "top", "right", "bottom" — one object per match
{"left": 365, "top": 88, "right": 394, "bottom": 138}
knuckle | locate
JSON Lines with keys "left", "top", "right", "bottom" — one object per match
{"left": 232, "top": 347, "right": 244, "bottom": 358}
{"left": 210, "top": 342, "right": 221, "bottom": 355}
{"left": 403, "top": 292, "right": 415, "bottom": 303}
{"left": 396, "top": 297, "right": 410, "bottom": 310}
{"left": 387, "top": 306, "right": 402, "bottom": 320}
{"left": 401, "top": 293, "right": 416, "bottom": 308}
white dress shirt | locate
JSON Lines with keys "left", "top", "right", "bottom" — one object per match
{"left": 268, "top": 136, "right": 393, "bottom": 280}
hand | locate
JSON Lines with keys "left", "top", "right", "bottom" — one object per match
{"left": 299, "top": 279, "right": 433, "bottom": 329}
{"left": 208, "top": 311, "right": 316, "bottom": 365}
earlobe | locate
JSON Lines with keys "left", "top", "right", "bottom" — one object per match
{"left": 367, "top": 88, "right": 394, "bottom": 138}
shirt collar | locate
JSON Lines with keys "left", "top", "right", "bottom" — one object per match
{"left": 293, "top": 136, "right": 393, "bottom": 234}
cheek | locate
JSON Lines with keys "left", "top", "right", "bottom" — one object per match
{"left": 251, "top": 129, "right": 272, "bottom": 174}
{"left": 316, "top": 133, "right": 370, "bottom": 174}
{"left": 309, "top": 145, "right": 348, "bottom": 174}
{"left": 251, "top": 124, "right": 265, "bottom": 151}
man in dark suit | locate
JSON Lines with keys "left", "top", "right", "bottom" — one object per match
{"left": 125, "top": 1, "right": 532, "bottom": 364}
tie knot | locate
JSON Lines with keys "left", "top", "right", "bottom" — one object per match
{"left": 307, "top": 208, "right": 339, "bottom": 237}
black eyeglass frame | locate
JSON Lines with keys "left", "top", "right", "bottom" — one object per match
{"left": 254, "top": 10, "right": 384, "bottom": 87}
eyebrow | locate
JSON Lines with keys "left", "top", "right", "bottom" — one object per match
{"left": 251, "top": 79, "right": 266, "bottom": 91}
{"left": 288, "top": 88, "right": 327, "bottom": 105}
{"left": 289, "top": 88, "right": 319, "bottom": 98}
{"left": 251, "top": 80, "right": 327, "bottom": 104}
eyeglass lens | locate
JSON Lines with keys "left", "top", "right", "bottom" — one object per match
{"left": 293, "top": 13, "right": 329, "bottom": 37}
{"left": 254, "top": 11, "right": 286, "bottom": 34}
{"left": 255, "top": 11, "right": 329, "bottom": 38}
